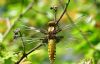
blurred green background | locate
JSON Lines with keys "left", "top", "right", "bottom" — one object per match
{"left": 0, "top": 0, "right": 100, "bottom": 64}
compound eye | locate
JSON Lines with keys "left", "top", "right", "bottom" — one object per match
{"left": 48, "top": 21, "right": 56, "bottom": 26}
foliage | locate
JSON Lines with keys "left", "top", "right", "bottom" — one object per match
{"left": 0, "top": 0, "right": 100, "bottom": 64}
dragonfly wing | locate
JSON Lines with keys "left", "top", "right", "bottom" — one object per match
{"left": 13, "top": 24, "right": 45, "bottom": 52}
{"left": 57, "top": 15, "right": 90, "bottom": 47}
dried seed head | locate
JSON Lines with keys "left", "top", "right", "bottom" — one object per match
{"left": 50, "top": 6, "right": 58, "bottom": 11}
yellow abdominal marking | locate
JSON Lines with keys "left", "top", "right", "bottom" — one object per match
{"left": 48, "top": 39, "right": 56, "bottom": 64}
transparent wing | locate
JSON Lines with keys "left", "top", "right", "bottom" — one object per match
{"left": 13, "top": 24, "right": 45, "bottom": 52}
{"left": 55, "top": 14, "right": 93, "bottom": 63}
{"left": 57, "top": 15, "right": 91, "bottom": 47}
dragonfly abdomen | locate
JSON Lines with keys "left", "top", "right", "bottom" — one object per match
{"left": 48, "top": 39, "right": 56, "bottom": 64}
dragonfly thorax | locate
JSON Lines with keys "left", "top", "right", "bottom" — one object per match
{"left": 47, "top": 21, "right": 57, "bottom": 39}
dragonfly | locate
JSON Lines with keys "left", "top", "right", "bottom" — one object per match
{"left": 13, "top": 0, "right": 90, "bottom": 64}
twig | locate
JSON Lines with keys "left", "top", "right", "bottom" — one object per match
{"left": 2, "top": 0, "right": 35, "bottom": 42}
{"left": 15, "top": 43, "right": 44, "bottom": 64}
{"left": 58, "top": 0, "right": 100, "bottom": 51}
{"left": 56, "top": 0, "right": 70, "bottom": 24}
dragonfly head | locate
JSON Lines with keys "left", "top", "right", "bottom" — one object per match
{"left": 48, "top": 21, "right": 56, "bottom": 26}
